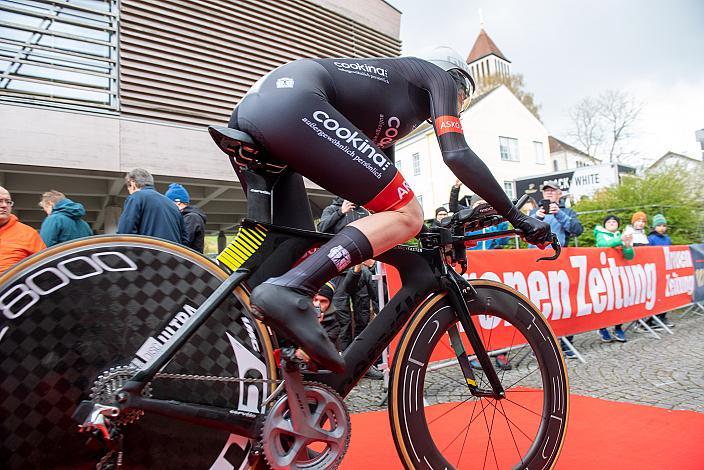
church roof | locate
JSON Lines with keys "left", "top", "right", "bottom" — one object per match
{"left": 467, "top": 29, "right": 510, "bottom": 63}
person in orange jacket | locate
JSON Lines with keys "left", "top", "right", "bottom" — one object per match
{"left": 0, "top": 186, "right": 45, "bottom": 273}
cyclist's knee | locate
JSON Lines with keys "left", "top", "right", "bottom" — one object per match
{"left": 395, "top": 197, "right": 425, "bottom": 236}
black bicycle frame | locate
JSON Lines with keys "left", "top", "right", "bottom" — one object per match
{"left": 115, "top": 163, "right": 513, "bottom": 439}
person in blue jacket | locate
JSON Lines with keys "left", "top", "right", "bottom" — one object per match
{"left": 647, "top": 214, "right": 673, "bottom": 246}
{"left": 38, "top": 190, "right": 93, "bottom": 247}
{"left": 117, "top": 168, "right": 188, "bottom": 245}
{"left": 647, "top": 213, "right": 675, "bottom": 327}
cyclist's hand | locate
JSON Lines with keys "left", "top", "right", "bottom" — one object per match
{"left": 507, "top": 208, "right": 552, "bottom": 247}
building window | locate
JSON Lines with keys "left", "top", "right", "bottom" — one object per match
{"left": 412, "top": 152, "right": 421, "bottom": 176}
{"left": 503, "top": 181, "right": 514, "bottom": 199}
{"left": 395, "top": 159, "right": 402, "bottom": 170}
{"left": 416, "top": 194, "right": 423, "bottom": 208}
{"left": 499, "top": 137, "right": 519, "bottom": 161}
{"left": 0, "top": 0, "right": 120, "bottom": 111}
{"left": 553, "top": 160, "right": 559, "bottom": 171}
{"left": 533, "top": 141, "right": 545, "bottom": 164}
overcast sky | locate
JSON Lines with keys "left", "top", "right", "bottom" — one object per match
{"left": 386, "top": 0, "right": 704, "bottom": 163}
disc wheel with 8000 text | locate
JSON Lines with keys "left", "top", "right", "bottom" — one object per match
{"left": 389, "top": 280, "right": 569, "bottom": 470}
{"left": 0, "top": 236, "right": 276, "bottom": 470}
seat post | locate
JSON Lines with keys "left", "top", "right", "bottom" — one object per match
{"left": 242, "top": 169, "right": 281, "bottom": 224}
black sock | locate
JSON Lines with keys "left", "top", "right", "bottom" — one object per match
{"left": 268, "top": 225, "right": 373, "bottom": 295}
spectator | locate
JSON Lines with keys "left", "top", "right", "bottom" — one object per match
{"left": 648, "top": 213, "right": 672, "bottom": 246}
{"left": 528, "top": 183, "right": 583, "bottom": 247}
{"left": 529, "top": 184, "right": 583, "bottom": 357}
{"left": 317, "top": 197, "right": 369, "bottom": 234}
{"left": 313, "top": 280, "right": 341, "bottom": 349}
{"left": 345, "top": 259, "right": 384, "bottom": 379}
{"left": 622, "top": 211, "right": 649, "bottom": 246}
{"left": 165, "top": 183, "right": 207, "bottom": 253}
{"left": 38, "top": 190, "right": 93, "bottom": 247}
{"left": 448, "top": 179, "right": 472, "bottom": 213}
{"left": 0, "top": 186, "right": 45, "bottom": 272}
{"left": 594, "top": 214, "right": 633, "bottom": 342}
{"left": 648, "top": 214, "right": 674, "bottom": 327}
{"left": 348, "top": 259, "right": 380, "bottom": 337}
{"left": 430, "top": 206, "right": 449, "bottom": 228}
{"left": 117, "top": 169, "right": 188, "bottom": 245}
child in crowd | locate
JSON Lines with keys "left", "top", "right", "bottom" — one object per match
{"left": 647, "top": 213, "right": 672, "bottom": 246}
{"left": 594, "top": 214, "right": 633, "bottom": 342}
{"left": 623, "top": 211, "right": 649, "bottom": 246}
{"left": 647, "top": 214, "right": 675, "bottom": 327}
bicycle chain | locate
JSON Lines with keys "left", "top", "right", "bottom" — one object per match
{"left": 154, "top": 372, "right": 282, "bottom": 385}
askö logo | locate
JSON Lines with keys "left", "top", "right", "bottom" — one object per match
{"left": 312, "top": 111, "right": 392, "bottom": 171}
{"left": 334, "top": 61, "right": 388, "bottom": 77}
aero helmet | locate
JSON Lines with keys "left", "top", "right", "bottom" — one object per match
{"left": 416, "top": 46, "right": 476, "bottom": 113}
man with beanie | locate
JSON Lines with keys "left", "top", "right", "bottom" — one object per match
{"left": 313, "top": 280, "right": 340, "bottom": 349}
{"left": 648, "top": 214, "right": 672, "bottom": 246}
{"left": 165, "top": 183, "right": 207, "bottom": 253}
{"left": 430, "top": 206, "right": 449, "bottom": 228}
{"left": 38, "top": 190, "right": 93, "bottom": 247}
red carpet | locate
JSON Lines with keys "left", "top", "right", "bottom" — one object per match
{"left": 343, "top": 394, "right": 704, "bottom": 469}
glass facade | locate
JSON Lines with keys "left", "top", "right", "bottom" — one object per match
{"left": 0, "top": 0, "right": 119, "bottom": 111}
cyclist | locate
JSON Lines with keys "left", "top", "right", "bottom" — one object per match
{"left": 230, "top": 47, "right": 552, "bottom": 373}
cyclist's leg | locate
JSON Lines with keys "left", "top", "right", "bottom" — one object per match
{"left": 235, "top": 65, "right": 422, "bottom": 371}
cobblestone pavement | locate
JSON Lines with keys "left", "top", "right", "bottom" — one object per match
{"left": 345, "top": 308, "right": 704, "bottom": 414}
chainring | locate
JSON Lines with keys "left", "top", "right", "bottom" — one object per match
{"left": 90, "top": 365, "right": 152, "bottom": 426}
{"left": 261, "top": 381, "right": 350, "bottom": 470}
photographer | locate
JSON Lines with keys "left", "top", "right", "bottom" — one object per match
{"left": 317, "top": 197, "right": 369, "bottom": 234}
{"left": 528, "top": 183, "right": 583, "bottom": 247}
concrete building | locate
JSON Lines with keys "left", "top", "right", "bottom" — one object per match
{"left": 549, "top": 136, "right": 601, "bottom": 172}
{"left": 0, "top": 0, "right": 401, "bottom": 235}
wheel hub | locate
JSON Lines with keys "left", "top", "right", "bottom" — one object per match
{"left": 261, "top": 382, "right": 350, "bottom": 470}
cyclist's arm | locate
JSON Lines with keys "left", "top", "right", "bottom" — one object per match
{"left": 416, "top": 66, "right": 514, "bottom": 218}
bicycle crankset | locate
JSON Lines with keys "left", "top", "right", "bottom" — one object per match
{"left": 261, "top": 349, "right": 350, "bottom": 470}
{"left": 261, "top": 381, "right": 350, "bottom": 469}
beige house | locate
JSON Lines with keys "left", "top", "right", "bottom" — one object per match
{"left": 549, "top": 136, "right": 601, "bottom": 172}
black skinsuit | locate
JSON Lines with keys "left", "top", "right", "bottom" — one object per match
{"left": 228, "top": 57, "right": 517, "bottom": 218}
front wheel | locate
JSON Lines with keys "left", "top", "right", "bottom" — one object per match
{"left": 389, "top": 280, "right": 569, "bottom": 470}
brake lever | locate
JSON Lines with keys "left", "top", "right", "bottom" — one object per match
{"left": 537, "top": 234, "right": 561, "bottom": 261}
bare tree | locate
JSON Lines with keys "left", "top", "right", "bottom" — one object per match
{"left": 568, "top": 90, "right": 642, "bottom": 163}
{"left": 596, "top": 90, "right": 641, "bottom": 163}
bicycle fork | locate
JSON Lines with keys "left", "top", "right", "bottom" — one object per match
{"left": 442, "top": 275, "right": 506, "bottom": 399}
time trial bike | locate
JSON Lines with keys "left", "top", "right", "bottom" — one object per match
{"left": 0, "top": 125, "right": 568, "bottom": 469}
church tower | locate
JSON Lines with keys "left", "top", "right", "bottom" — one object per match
{"left": 466, "top": 28, "right": 511, "bottom": 85}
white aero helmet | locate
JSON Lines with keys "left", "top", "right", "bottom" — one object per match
{"left": 416, "top": 46, "right": 476, "bottom": 113}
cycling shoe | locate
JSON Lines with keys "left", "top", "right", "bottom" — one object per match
{"left": 250, "top": 283, "right": 345, "bottom": 373}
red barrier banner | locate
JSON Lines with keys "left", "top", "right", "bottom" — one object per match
{"left": 385, "top": 245, "right": 695, "bottom": 360}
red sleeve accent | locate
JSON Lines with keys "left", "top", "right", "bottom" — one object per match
{"left": 363, "top": 170, "right": 415, "bottom": 213}
{"left": 435, "top": 115, "right": 463, "bottom": 136}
